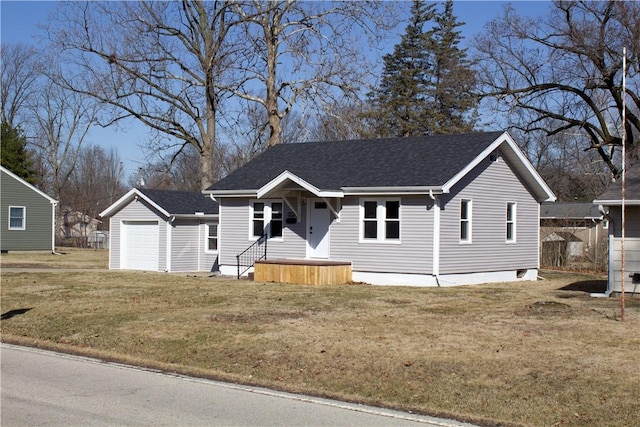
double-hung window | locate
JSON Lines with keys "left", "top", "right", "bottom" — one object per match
{"left": 506, "top": 202, "right": 516, "bottom": 243}
{"left": 460, "top": 199, "right": 471, "bottom": 243}
{"left": 250, "top": 201, "right": 283, "bottom": 239}
{"left": 360, "top": 199, "right": 400, "bottom": 242}
{"left": 8, "top": 206, "right": 25, "bottom": 230}
{"left": 205, "top": 223, "right": 218, "bottom": 252}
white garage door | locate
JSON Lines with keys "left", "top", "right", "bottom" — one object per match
{"left": 121, "top": 221, "right": 159, "bottom": 271}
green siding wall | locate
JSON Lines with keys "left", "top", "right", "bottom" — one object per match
{"left": 0, "top": 169, "right": 55, "bottom": 251}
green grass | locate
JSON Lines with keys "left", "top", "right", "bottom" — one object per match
{"left": 1, "top": 250, "right": 639, "bottom": 426}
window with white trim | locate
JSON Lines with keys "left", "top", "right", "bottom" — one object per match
{"left": 460, "top": 199, "right": 471, "bottom": 243}
{"left": 250, "top": 200, "right": 283, "bottom": 239}
{"left": 506, "top": 202, "right": 516, "bottom": 243}
{"left": 205, "top": 223, "right": 218, "bottom": 252}
{"left": 9, "top": 206, "right": 25, "bottom": 230}
{"left": 360, "top": 199, "right": 400, "bottom": 242}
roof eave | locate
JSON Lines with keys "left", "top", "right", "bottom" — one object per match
{"left": 204, "top": 189, "right": 258, "bottom": 197}
{"left": 1, "top": 165, "right": 58, "bottom": 204}
{"left": 99, "top": 188, "right": 171, "bottom": 218}
{"left": 342, "top": 186, "right": 445, "bottom": 196}
{"left": 171, "top": 214, "right": 219, "bottom": 219}
{"left": 593, "top": 199, "right": 640, "bottom": 206}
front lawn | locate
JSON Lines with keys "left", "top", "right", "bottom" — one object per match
{"left": 1, "top": 250, "right": 638, "bottom": 426}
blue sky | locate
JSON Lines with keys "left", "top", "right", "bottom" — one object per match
{"left": 1, "top": 1, "right": 550, "bottom": 181}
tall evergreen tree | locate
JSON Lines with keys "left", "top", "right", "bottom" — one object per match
{"left": 367, "top": 0, "right": 435, "bottom": 137}
{"left": 425, "top": 0, "right": 477, "bottom": 133}
{"left": 366, "top": 0, "right": 477, "bottom": 137}
{"left": 1, "top": 121, "right": 36, "bottom": 183}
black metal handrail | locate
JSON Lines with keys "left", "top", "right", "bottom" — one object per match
{"left": 236, "top": 233, "right": 267, "bottom": 279}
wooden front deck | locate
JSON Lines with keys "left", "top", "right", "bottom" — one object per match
{"left": 254, "top": 259, "right": 352, "bottom": 285}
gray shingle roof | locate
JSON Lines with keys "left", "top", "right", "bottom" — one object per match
{"left": 137, "top": 188, "right": 218, "bottom": 215}
{"left": 541, "top": 202, "right": 602, "bottom": 219}
{"left": 208, "top": 131, "right": 505, "bottom": 191}
{"left": 594, "top": 162, "right": 640, "bottom": 203}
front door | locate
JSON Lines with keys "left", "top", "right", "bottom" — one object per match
{"left": 308, "top": 199, "right": 330, "bottom": 258}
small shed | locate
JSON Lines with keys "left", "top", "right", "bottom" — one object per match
{"left": 0, "top": 166, "right": 58, "bottom": 252}
{"left": 100, "top": 188, "right": 219, "bottom": 272}
{"left": 540, "top": 202, "right": 608, "bottom": 269}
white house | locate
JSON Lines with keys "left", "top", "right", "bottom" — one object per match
{"left": 205, "top": 131, "right": 556, "bottom": 286}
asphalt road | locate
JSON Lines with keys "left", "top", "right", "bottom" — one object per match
{"left": 1, "top": 344, "right": 476, "bottom": 427}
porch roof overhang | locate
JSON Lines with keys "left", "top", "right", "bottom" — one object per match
{"left": 256, "top": 170, "right": 344, "bottom": 199}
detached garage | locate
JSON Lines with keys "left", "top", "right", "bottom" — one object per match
{"left": 100, "top": 188, "right": 219, "bottom": 273}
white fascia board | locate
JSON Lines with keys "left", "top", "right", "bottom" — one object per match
{"left": 257, "top": 170, "right": 343, "bottom": 199}
{"left": 205, "top": 189, "right": 258, "bottom": 197}
{"left": 342, "top": 186, "right": 444, "bottom": 195}
{"left": 99, "top": 188, "right": 170, "bottom": 218}
{"left": 441, "top": 131, "right": 556, "bottom": 202}
{"left": 1, "top": 165, "right": 58, "bottom": 204}
{"left": 593, "top": 199, "right": 640, "bottom": 206}
{"left": 171, "top": 214, "right": 219, "bottom": 220}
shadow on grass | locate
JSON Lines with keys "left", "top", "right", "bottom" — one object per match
{"left": 558, "top": 280, "right": 607, "bottom": 294}
{"left": 1, "top": 308, "right": 33, "bottom": 320}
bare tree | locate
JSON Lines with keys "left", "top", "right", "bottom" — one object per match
{"left": 67, "top": 145, "right": 126, "bottom": 220}
{"left": 228, "top": 1, "right": 398, "bottom": 148}
{"left": 47, "top": 1, "right": 242, "bottom": 190}
{"left": 0, "top": 43, "right": 43, "bottom": 127}
{"left": 28, "top": 76, "right": 99, "bottom": 200}
{"left": 475, "top": 1, "right": 640, "bottom": 179}
{"left": 310, "top": 101, "right": 370, "bottom": 141}
{"left": 222, "top": 104, "right": 309, "bottom": 173}
{"left": 130, "top": 144, "right": 204, "bottom": 191}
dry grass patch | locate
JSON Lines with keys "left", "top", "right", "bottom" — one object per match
{"left": 0, "top": 247, "right": 108, "bottom": 269}
{"left": 1, "top": 259, "right": 639, "bottom": 427}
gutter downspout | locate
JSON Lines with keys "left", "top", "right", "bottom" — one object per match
{"left": 51, "top": 201, "right": 63, "bottom": 255}
{"left": 429, "top": 190, "right": 441, "bottom": 287}
{"left": 166, "top": 216, "right": 176, "bottom": 272}
{"left": 591, "top": 205, "right": 613, "bottom": 298}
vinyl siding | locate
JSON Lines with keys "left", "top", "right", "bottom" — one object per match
{"left": 438, "top": 153, "right": 540, "bottom": 274}
{"left": 331, "top": 195, "right": 433, "bottom": 274}
{"left": 169, "top": 220, "right": 219, "bottom": 272}
{"left": 0, "top": 169, "right": 55, "bottom": 251}
{"left": 219, "top": 198, "right": 306, "bottom": 267}
{"left": 170, "top": 220, "right": 199, "bottom": 271}
{"left": 108, "top": 199, "right": 168, "bottom": 270}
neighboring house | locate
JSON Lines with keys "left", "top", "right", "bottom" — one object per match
{"left": 0, "top": 165, "right": 58, "bottom": 252}
{"left": 593, "top": 162, "right": 640, "bottom": 295}
{"left": 100, "top": 188, "right": 219, "bottom": 272}
{"left": 206, "top": 131, "right": 556, "bottom": 286}
{"left": 540, "top": 202, "right": 608, "bottom": 269}
{"left": 59, "top": 209, "right": 102, "bottom": 243}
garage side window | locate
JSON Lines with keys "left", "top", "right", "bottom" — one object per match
{"left": 9, "top": 206, "right": 26, "bottom": 230}
{"left": 206, "top": 223, "right": 218, "bottom": 252}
